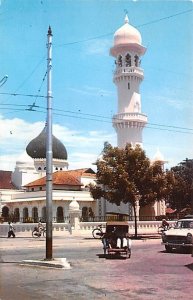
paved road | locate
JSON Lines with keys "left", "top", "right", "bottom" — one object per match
{"left": 0, "top": 233, "right": 193, "bottom": 300}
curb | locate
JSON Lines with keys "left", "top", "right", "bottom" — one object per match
{"left": 20, "top": 258, "right": 71, "bottom": 269}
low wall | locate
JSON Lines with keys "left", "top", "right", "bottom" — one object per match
{"left": 0, "top": 221, "right": 176, "bottom": 237}
{"left": 0, "top": 223, "right": 70, "bottom": 236}
{"left": 80, "top": 221, "right": 175, "bottom": 235}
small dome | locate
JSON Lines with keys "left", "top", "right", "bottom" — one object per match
{"left": 69, "top": 199, "right": 80, "bottom": 212}
{"left": 152, "top": 148, "right": 165, "bottom": 163}
{"left": 114, "top": 15, "right": 142, "bottom": 46}
{"left": 26, "top": 125, "right": 67, "bottom": 160}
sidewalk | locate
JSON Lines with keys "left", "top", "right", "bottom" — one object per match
{"left": 0, "top": 229, "right": 161, "bottom": 240}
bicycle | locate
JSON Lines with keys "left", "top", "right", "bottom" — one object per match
{"left": 92, "top": 224, "right": 105, "bottom": 239}
{"left": 157, "top": 225, "right": 169, "bottom": 235}
{"left": 32, "top": 226, "right": 46, "bottom": 238}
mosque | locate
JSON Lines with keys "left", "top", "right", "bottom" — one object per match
{"left": 0, "top": 15, "right": 166, "bottom": 223}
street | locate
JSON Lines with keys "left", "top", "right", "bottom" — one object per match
{"left": 0, "top": 233, "right": 193, "bottom": 300}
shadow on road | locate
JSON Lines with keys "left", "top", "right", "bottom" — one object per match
{"left": 185, "top": 263, "right": 193, "bottom": 271}
{"left": 96, "top": 254, "right": 128, "bottom": 260}
{"left": 158, "top": 250, "right": 192, "bottom": 255}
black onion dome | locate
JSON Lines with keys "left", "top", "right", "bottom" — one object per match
{"left": 26, "top": 126, "right": 67, "bottom": 160}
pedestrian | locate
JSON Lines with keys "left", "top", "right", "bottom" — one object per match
{"left": 161, "top": 219, "right": 169, "bottom": 230}
{"left": 8, "top": 221, "right": 15, "bottom": 238}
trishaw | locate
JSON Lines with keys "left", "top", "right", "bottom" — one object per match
{"left": 100, "top": 221, "right": 131, "bottom": 259}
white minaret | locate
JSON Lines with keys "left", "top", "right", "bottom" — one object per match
{"left": 110, "top": 15, "right": 147, "bottom": 148}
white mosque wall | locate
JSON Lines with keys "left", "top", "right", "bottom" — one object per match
{"left": 80, "top": 176, "right": 96, "bottom": 189}
{"left": 12, "top": 168, "right": 39, "bottom": 189}
{"left": 0, "top": 221, "right": 176, "bottom": 236}
{"left": 11, "top": 158, "right": 40, "bottom": 189}
{"left": 10, "top": 189, "right": 94, "bottom": 202}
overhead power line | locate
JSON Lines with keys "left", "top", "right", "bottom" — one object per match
{"left": 0, "top": 56, "right": 45, "bottom": 105}
{"left": 0, "top": 92, "right": 47, "bottom": 98}
{"left": 1, "top": 103, "right": 193, "bottom": 133}
{"left": 56, "top": 8, "right": 193, "bottom": 47}
{"left": 137, "top": 8, "right": 193, "bottom": 28}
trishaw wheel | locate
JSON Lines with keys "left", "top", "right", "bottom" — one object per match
{"left": 92, "top": 228, "right": 103, "bottom": 239}
{"left": 32, "top": 230, "right": 39, "bottom": 238}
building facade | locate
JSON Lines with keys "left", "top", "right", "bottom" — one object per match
{"left": 0, "top": 124, "right": 97, "bottom": 223}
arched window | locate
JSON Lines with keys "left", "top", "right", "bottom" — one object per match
{"left": 134, "top": 55, "right": 139, "bottom": 67}
{"left": 60, "top": 168, "right": 63, "bottom": 170}
{"left": 2, "top": 206, "right": 9, "bottom": 222}
{"left": 42, "top": 207, "right": 46, "bottom": 222}
{"left": 44, "top": 167, "right": 46, "bottom": 170}
{"left": 134, "top": 101, "right": 140, "bottom": 113}
{"left": 88, "top": 207, "right": 95, "bottom": 220}
{"left": 32, "top": 207, "right": 38, "bottom": 222}
{"left": 117, "top": 55, "right": 122, "bottom": 67}
{"left": 38, "top": 167, "right": 42, "bottom": 170}
{"left": 128, "top": 82, "right": 130, "bottom": 90}
{"left": 55, "top": 167, "right": 58, "bottom": 170}
{"left": 57, "top": 206, "right": 64, "bottom": 223}
{"left": 14, "top": 208, "right": 20, "bottom": 222}
{"left": 82, "top": 207, "right": 89, "bottom": 221}
{"left": 125, "top": 53, "right": 131, "bottom": 67}
{"left": 23, "top": 207, "right": 29, "bottom": 223}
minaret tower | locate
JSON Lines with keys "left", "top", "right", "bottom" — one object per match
{"left": 110, "top": 15, "right": 147, "bottom": 148}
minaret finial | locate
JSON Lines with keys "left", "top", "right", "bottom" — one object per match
{"left": 48, "top": 25, "right": 52, "bottom": 36}
{"left": 124, "top": 10, "right": 129, "bottom": 23}
{"left": 125, "top": 14, "right": 129, "bottom": 24}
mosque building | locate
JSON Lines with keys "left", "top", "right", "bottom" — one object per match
{"left": 0, "top": 15, "right": 166, "bottom": 223}
{"left": 0, "top": 124, "right": 96, "bottom": 222}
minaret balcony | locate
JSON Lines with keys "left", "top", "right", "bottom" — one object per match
{"left": 114, "top": 66, "right": 144, "bottom": 79}
{"left": 113, "top": 112, "right": 147, "bottom": 124}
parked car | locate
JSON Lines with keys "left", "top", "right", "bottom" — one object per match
{"left": 162, "top": 215, "right": 193, "bottom": 253}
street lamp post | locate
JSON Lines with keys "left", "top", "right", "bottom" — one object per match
{"left": 46, "top": 26, "right": 53, "bottom": 260}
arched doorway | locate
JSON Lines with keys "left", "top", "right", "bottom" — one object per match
{"left": 2, "top": 206, "right": 9, "bottom": 222}
{"left": 139, "top": 205, "right": 156, "bottom": 221}
{"left": 82, "top": 207, "right": 88, "bottom": 221}
{"left": 42, "top": 207, "right": 46, "bottom": 222}
{"left": 32, "top": 207, "right": 38, "bottom": 222}
{"left": 57, "top": 206, "right": 64, "bottom": 223}
{"left": 14, "top": 208, "right": 20, "bottom": 222}
{"left": 88, "top": 207, "right": 94, "bottom": 220}
{"left": 23, "top": 207, "right": 29, "bottom": 223}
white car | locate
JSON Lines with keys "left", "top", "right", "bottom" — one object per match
{"left": 162, "top": 216, "right": 193, "bottom": 253}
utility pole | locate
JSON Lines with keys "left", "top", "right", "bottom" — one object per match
{"left": 46, "top": 26, "right": 53, "bottom": 260}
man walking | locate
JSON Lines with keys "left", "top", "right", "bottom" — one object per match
{"left": 8, "top": 222, "right": 15, "bottom": 238}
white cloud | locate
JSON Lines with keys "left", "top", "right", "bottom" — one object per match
{"left": 0, "top": 114, "right": 116, "bottom": 171}
{"left": 84, "top": 39, "right": 111, "bottom": 56}
{"left": 145, "top": 94, "right": 187, "bottom": 111}
{"left": 68, "top": 85, "right": 114, "bottom": 98}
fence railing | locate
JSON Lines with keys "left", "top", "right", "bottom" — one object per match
{"left": 0, "top": 220, "right": 176, "bottom": 237}
{"left": 1, "top": 216, "right": 70, "bottom": 224}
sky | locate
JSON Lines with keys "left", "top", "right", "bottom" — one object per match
{"left": 0, "top": 0, "right": 193, "bottom": 172}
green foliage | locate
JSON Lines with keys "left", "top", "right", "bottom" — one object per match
{"left": 90, "top": 142, "right": 169, "bottom": 208}
{"left": 168, "top": 158, "right": 193, "bottom": 211}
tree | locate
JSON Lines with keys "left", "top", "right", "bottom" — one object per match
{"left": 90, "top": 142, "right": 169, "bottom": 237}
{"left": 168, "top": 158, "right": 193, "bottom": 212}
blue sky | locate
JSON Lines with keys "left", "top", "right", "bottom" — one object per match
{"left": 0, "top": 0, "right": 193, "bottom": 171}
